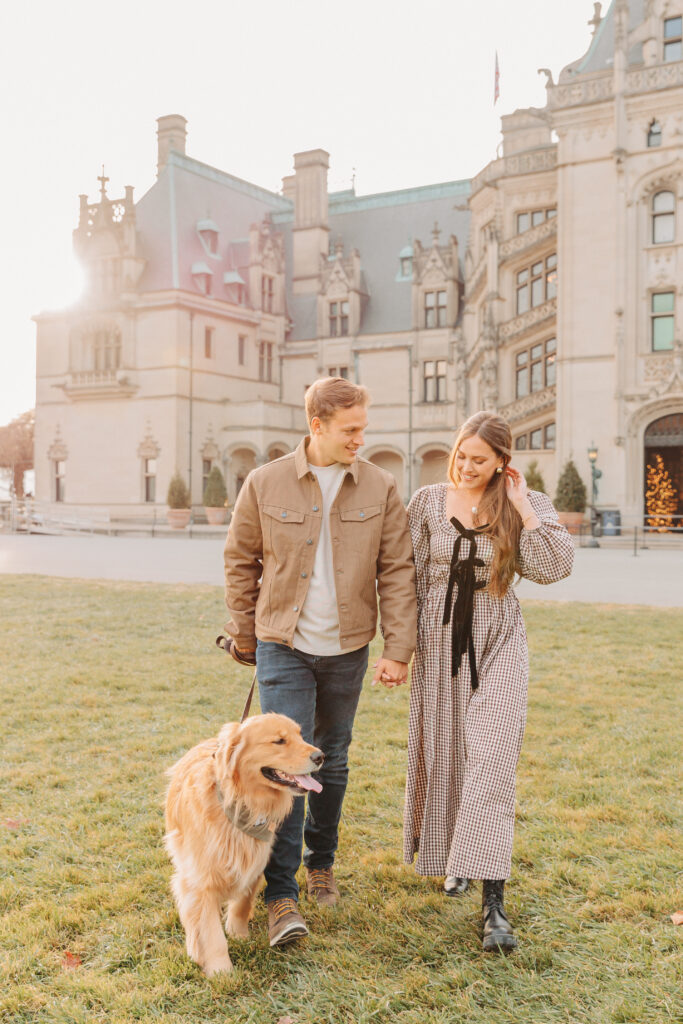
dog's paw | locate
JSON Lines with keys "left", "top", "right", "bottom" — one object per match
{"left": 204, "top": 955, "right": 233, "bottom": 977}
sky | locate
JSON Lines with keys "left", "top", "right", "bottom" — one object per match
{"left": 0, "top": 0, "right": 596, "bottom": 427}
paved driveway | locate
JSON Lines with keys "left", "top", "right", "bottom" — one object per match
{"left": 0, "top": 533, "right": 680, "bottom": 607}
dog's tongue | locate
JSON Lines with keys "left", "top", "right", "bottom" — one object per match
{"left": 293, "top": 774, "right": 322, "bottom": 794}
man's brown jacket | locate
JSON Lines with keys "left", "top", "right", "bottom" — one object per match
{"left": 223, "top": 437, "right": 417, "bottom": 663}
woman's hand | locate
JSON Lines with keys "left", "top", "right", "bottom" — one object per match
{"left": 504, "top": 466, "right": 528, "bottom": 511}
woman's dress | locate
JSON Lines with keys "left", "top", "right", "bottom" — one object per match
{"left": 403, "top": 485, "right": 574, "bottom": 881}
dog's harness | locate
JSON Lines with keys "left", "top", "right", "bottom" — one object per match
{"left": 214, "top": 780, "right": 274, "bottom": 842}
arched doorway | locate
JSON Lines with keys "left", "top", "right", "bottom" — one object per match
{"left": 267, "top": 445, "right": 288, "bottom": 462}
{"left": 367, "top": 450, "right": 404, "bottom": 493}
{"left": 419, "top": 448, "right": 450, "bottom": 488}
{"left": 228, "top": 448, "right": 257, "bottom": 504}
{"left": 644, "top": 413, "right": 682, "bottom": 529}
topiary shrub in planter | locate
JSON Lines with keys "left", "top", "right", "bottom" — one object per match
{"left": 203, "top": 466, "right": 228, "bottom": 525}
{"left": 554, "top": 459, "right": 587, "bottom": 533}
{"left": 166, "top": 472, "right": 191, "bottom": 529}
{"left": 525, "top": 459, "right": 546, "bottom": 494}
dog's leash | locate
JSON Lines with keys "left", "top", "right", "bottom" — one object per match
{"left": 215, "top": 635, "right": 257, "bottom": 724}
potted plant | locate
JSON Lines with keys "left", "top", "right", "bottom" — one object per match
{"left": 554, "top": 459, "right": 587, "bottom": 534}
{"left": 525, "top": 459, "right": 546, "bottom": 494}
{"left": 166, "top": 471, "right": 191, "bottom": 529}
{"left": 202, "top": 466, "right": 228, "bottom": 525}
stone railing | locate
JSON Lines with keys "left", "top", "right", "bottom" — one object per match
{"left": 470, "top": 148, "right": 557, "bottom": 197}
{"left": 499, "top": 298, "right": 557, "bottom": 341}
{"left": 500, "top": 217, "right": 557, "bottom": 261}
{"left": 627, "top": 62, "right": 683, "bottom": 95}
{"left": 546, "top": 73, "right": 613, "bottom": 110}
{"left": 499, "top": 385, "right": 556, "bottom": 425}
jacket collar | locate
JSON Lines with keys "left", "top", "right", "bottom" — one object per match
{"left": 294, "top": 436, "right": 359, "bottom": 484}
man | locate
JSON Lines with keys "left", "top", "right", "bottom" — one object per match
{"left": 223, "top": 377, "right": 416, "bottom": 947}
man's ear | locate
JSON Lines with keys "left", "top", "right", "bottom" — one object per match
{"left": 310, "top": 415, "right": 321, "bottom": 435}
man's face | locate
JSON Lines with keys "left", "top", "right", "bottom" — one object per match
{"left": 311, "top": 404, "right": 368, "bottom": 465}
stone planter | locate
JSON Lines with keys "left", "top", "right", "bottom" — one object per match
{"left": 204, "top": 506, "right": 227, "bottom": 525}
{"left": 166, "top": 508, "right": 191, "bottom": 530}
{"left": 557, "top": 511, "right": 585, "bottom": 535}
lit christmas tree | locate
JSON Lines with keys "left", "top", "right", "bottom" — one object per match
{"left": 645, "top": 454, "right": 677, "bottom": 532}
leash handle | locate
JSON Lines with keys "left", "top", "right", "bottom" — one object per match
{"left": 216, "top": 635, "right": 258, "bottom": 723}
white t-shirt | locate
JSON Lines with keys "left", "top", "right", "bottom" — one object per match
{"left": 293, "top": 462, "right": 346, "bottom": 655}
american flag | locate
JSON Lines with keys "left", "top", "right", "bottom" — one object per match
{"left": 494, "top": 51, "right": 500, "bottom": 105}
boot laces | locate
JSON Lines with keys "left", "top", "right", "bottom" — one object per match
{"left": 270, "top": 897, "right": 298, "bottom": 921}
{"left": 308, "top": 868, "right": 333, "bottom": 890}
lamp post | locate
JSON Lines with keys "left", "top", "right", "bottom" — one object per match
{"left": 587, "top": 442, "right": 602, "bottom": 545}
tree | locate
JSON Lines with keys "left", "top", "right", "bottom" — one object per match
{"left": 0, "top": 409, "right": 34, "bottom": 498}
{"left": 525, "top": 459, "right": 546, "bottom": 494}
{"left": 645, "top": 454, "right": 677, "bottom": 532}
{"left": 202, "top": 465, "right": 227, "bottom": 507}
{"left": 554, "top": 458, "right": 587, "bottom": 513}
{"left": 166, "top": 472, "right": 191, "bottom": 509}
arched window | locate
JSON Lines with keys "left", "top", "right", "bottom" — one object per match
{"left": 652, "top": 191, "right": 675, "bottom": 244}
{"left": 647, "top": 120, "right": 662, "bottom": 148}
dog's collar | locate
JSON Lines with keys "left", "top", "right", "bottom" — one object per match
{"left": 215, "top": 782, "right": 274, "bottom": 842}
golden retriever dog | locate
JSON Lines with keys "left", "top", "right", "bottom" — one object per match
{"left": 164, "top": 713, "right": 323, "bottom": 976}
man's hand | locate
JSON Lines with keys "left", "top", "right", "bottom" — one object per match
{"left": 229, "top": 640, "right": 256, "bottom": 667}
{"left": 372, "top": 658, "right": 409, "bottom": 689}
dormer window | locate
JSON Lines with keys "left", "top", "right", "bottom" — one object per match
{"left": 262, "top": 274, "right": 275, "bottom": 313}
{"left": 398, "top": 244, "right": 414, "bottom": 280}
{"left": 664, "top": 17, "right": 682, "bottom": 62}
{"left": 424, "top": 290, "right": 447, "bottom": 328}
{"left": 197, "top": 219, "right": 219, "bottom": 256}
{"left": 329, "top": 300, "right": 349, "bottom": 337}
{"left": 652, "top": 191, "right": 675, "bottom": 244}
{"left": 647, "top": 120, "right": 662, "bottom": 148}
{"left": 192, "top": 262, "right": 213, "bottom": 295}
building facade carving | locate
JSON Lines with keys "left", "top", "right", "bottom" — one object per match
{"left": 33, "top": 0, "right": 683, "bottom": 521}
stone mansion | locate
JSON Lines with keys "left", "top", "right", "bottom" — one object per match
{"left": 34, "top": 0, "right": 683, "bottom": 522}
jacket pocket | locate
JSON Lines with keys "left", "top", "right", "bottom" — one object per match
{"left": 262, "top": 505, "right": 306, "bottom": 560}
{"left": 338, "top": 504, "right": 383, "bottom": 589}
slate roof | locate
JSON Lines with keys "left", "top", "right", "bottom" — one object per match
{"left": 134, "top": 150, "right": 471, "bottom": 341}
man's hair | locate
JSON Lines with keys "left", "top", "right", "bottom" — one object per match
{"left": 304, "top": 377, "right": 370, "bottom": 426}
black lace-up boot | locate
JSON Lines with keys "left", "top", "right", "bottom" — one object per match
{"left": 482, "top": 879, "right": 517, "bottom": 952}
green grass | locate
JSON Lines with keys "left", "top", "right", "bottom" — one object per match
{"left": 0, "top": 576, "right": 681, "bottom": 1024}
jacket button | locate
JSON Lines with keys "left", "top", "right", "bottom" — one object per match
{"left": 313, "top": 505, "right": 319, "bottom": 512}
{"left": 337, "top": 568, "right": 342, "bottom": 574}
{"left": 293, "top": 605, "right": 299, "bottom": 611}
{"left": 301, "top": 572, "right": 307, "bottom": 578}
{"left": 340, "top": 604, "right": 347, "bottom": 611}
{"left": 359, "top": 511, "right": 365, "bottom": 518}
{"left": 306, "top": 538, "right": 313, "bottom": 545}
{"left": 281, "top": 511, "right": 287, "bottom": 518}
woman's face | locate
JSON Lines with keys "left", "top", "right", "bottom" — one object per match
{"left": 454, "top": 434, "right": 503, "bottom": 491}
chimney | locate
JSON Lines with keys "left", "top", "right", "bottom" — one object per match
{"left": 157, "top": 115, "right": 187, "bottom": 177}
{"left": 291, "top": 149, "right": 330, "bottom": 294}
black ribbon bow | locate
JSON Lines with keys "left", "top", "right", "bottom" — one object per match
{"left": 442, "top": 518, "right": 487, "bottom": 690}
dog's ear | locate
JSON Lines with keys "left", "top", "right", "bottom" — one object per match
{"left": 214, "top": 722, "right": 243, "bottom": 788}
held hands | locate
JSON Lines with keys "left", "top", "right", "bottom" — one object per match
{"left": 372, "top": 657, "right": 409, "bottom": 689}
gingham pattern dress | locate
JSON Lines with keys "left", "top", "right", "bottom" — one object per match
{"left": 403, "top": 485, "right": 574, "bottom": 881}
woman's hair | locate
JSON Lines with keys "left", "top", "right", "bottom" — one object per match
{"left": 305, "top": 377, "right": 370, "bottom": 426}
{"left": 447, "top": 411, "right": 521, "bottom": 597}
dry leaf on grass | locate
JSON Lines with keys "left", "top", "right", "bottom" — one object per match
{"left": 277, "top": 1017, "right": 294, "bottom": 1024}
{"left": 61, "top": 951, "right": 83, "bottom": 969}
{"left": 3, "top": 818, "right": 26, "bottom": 829}
{"left": 670, "top": 911, "right": 683, "bottom": 926}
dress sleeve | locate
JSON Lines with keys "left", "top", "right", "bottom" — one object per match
{"left": 517, "top": 490, "right": 574, "bottom": 585}
{"left": 407, "top": 486, "right": 431, "bottom": 614}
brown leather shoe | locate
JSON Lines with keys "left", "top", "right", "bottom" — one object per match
{"left": 267, "top": 898, "right": 308, "bottom": 947}
{"left": 306, "top": 866, "right": 340, "bottom": 907}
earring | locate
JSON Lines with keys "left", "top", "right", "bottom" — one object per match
{"left": 496, "top": 466, "right": 503, "bottom": 474}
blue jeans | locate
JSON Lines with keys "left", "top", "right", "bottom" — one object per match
{"left": 255, "top": 640, "right": 369, "bottom": 903}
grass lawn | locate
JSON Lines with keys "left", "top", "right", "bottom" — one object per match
{"left": 0, "top": 576, "right": 681, "bottom": 1024}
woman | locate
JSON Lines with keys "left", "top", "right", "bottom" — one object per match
{"left": 403, "top": 411, "right": 574, "bottom": 952}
